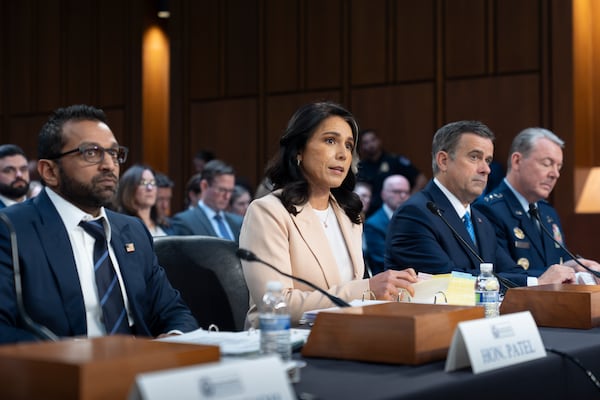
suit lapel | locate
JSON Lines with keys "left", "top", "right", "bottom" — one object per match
{"left": 193, "top": 207, "right": 217, "bottom": 236}
{"left": 34, "top": 193, "right": 87, "bottom": 335}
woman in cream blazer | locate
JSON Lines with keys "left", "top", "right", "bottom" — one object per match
{"left": 240, "top": 101, "right": 417, "bottom": 327}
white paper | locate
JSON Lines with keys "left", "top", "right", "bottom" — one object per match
{"left": 299, "top": 299, "right": 388, "bottom": 325}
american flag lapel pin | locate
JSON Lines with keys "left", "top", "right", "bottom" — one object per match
{"left": 125, "top": 243, "right": 135, "bottom": 253}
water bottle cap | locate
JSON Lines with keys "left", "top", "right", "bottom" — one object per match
{"left": 480, "top": 263, "right": 493, "bottom": 272}
{"left": 266, "top": 280, "right": 283, "bottom": 291}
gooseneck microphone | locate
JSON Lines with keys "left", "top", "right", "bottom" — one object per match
{"left": 426, "top": 201, "right": 518, "bottom": 289}
{"left": 236, "top": 248, "right": 351, "bottom": 307}
{"left": 0, "top": 212, "right": 59, "bottom": 341}
{"left": 528, "top": 203, "right": 600, "bottom": 279}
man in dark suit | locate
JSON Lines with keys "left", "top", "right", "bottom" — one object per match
{"left": 171, "top": 160, "right": 243, "bottom": 242}
{"left": 0, "top": 144, "right": 30, "bottom": 208}
{"left": 364, "top": 174, "right": 411, "bottom": 275}
{"left": 0, "top": 105, "right": 198, "bottom": 344}
{"left": 474, "top": 127, "right": 600, "bottom": 280}
{"left": 384, "top": 120, "right": 576, "bottom": 287}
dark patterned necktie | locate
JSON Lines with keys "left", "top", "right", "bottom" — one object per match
{"left": 79, "top": 219, "right": 130, "bottom": 334}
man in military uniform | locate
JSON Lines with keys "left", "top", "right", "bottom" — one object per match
{"left": 474, "top": 127, "right": 600, "bottom": 281}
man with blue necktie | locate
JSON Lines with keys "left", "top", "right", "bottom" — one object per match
{"left": 384, "top": 120, "right": 575, "bottom": 287}
{"left": 171, "top": 159, "right": 243, "bottom": 242}
{"left": 0, "top": 105, "right": 198, "bottom": 344}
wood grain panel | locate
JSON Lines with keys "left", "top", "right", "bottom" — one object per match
{"left": 350, "top": 84, "right": 435, "bottom": 175}
{"left": 444, "top": 0, "right": 486, "bottom": 77}
{"left": 226, "top": 0, "right": 258, "bottom": 96}
{"left": 97, "top": 0, "right": 126, "bottom": 106}
{"left": 445, "top": 74, "right": 541, "bottom": 167}
{"left": 8, "top": 115, "right": 47, "bottom": 159}
{"left": 36, "top": 1, "right": 61, "bottom": 110}
{"left": 189, "top": 99, "right": 258, "bottom": 187}
{"left": 306, "top": 0, "right": 342, "bottom": 89}
{"left": 188, "top": 1, "right": 221, "bottom": 99}
{"left": 64, "top": 0, "right": 94, "bottom": 104}
{"left": 350, "top": 0, "right": 387, "bottom": 85}
{"left": 265, "top": 0, "right": 298, "bottom": 93}
{"left": 395, "top": 0, "right": 435, "bottom": 81}
{"left": 264, "top": 92, "right": 341, "bottom": 167}
{"left": 496, "top": 0, "right": 540, "bottom": 72}
{"left": 8, "top": 0, "right": 34, "bottom": 113}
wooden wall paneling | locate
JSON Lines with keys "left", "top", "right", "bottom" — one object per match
{"left": 64, "top": 0, "right": 94, "bottom": 104}
{"left": 591, "top": 0, "right": 600, "bottom": 165}
{"left": 350, "top": 0, "right": 387, "bottom": 85}
{"left": 395, "top": 0, "right": 435, "bottom": 81}
{"left": 7, "top": 0, "right": 34, "bottom": 113}
{"left": 445, "top": 74, "right": 541, "bottom": 167}
{"left": 188, "top": 0, "right": 221, "bottom": 99}
{"left": 444, "top": 0, "right": 486, "bottom": 77}
{"left": 97, "top": 0, "right": 126, "bottom": 107}
{"left": 265, "top": 0, "right": 299, "bottom": 93}
{"left": 104, "top": 109, "right": 125, "bottom": 152}
{"left": 350, "top": 83, "right": 435, "bottom": 175}
{"left": 495, "top": 0, "right": 540, "bottom": 73}
{"left": 306, "top": 0, "right": 343, "bottom": 90}
{"left": 8, "top": 115, "right": 46, "bottom": 159}
{"left": 36, "top": 1, "right": 62, "bottom": 111}
{"left": 225, "top": 0, "right": 259, "bottom": 96}
{"left": 189, "top": 99, "right": 258, "bottom": 187}
{"left": 264, "top": 92, "right": 341, "bottom": 167}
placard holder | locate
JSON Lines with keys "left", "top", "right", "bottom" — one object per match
{"left": 0, "top": 335, "right": 220, "bottom": 400}
{"left": 500, "top": 284, "right": 600, "bottom": 329}
{"left": 301, "top": 302, "right": 484, "bottom": 365}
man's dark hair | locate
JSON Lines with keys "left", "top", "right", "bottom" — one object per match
{"left": 0, "top": 144, "right": 27, "bottom": 160}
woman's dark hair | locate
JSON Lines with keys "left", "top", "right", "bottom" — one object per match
{"left": 265, "top": 101, "right": 363, "bottom": 224}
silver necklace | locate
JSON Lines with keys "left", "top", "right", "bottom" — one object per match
{"left": 318, "top": 206, "right": 332, "bottom": 228}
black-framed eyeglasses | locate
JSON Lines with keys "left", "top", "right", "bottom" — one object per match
{"left": 48, "top": 145, "right": 129, "bottom": 164}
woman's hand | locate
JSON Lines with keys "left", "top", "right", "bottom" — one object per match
{"left": 368, "top": 268, "right": 418, "bottom": 300}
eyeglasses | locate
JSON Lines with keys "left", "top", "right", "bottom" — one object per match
{"left": 139, "top": 179, "right": 156, "bottom": 188}
{"left": 210, "top": 184, "right": 235, "bottom": 195}
{"left": 49, "top": 145, "right": 129, "bottom": 164}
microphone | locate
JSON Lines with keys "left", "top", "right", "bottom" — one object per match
{"left": 236, "top": 248, "right": 351, "bottom": 308}
{"left": 426, "top": 201, "right": 519, "bottom": 289}
{"left": 0, "top": 212, "right": 59, "bottom": 341}
{"left": 528, "top": 203, "right": 600, "bottom": 279}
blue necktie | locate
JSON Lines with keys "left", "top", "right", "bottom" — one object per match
{"left": 79, "top": 219, "right": 130, "bottom": 335}
{"left": 463, "top": 210, "right": 477, "bottom": 246}
{"left": 214, "top": 214, "right": 233, "bottom": 241}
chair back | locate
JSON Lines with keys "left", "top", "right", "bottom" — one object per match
{"left": 153, "top": 235, "right": 249, "bottom": 331}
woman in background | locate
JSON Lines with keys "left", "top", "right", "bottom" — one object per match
{"left": 115, "top": 164, "right": 172, "bottom": 237}
{"left": 239, "top": 101, "right": 417, "bottom": 327}
{"left": 227, "top": 184, "right": 252, "bottom": 217}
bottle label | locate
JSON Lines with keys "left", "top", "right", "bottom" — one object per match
{"left": 259, "top": 315, "right": 290, "bottom": 331}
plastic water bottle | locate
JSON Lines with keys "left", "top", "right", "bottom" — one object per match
{"left": 259, "top": 281, "right": 291, "bottom": 361}
{"left": 475, "top": 263, "right": 500, "bottom": 318}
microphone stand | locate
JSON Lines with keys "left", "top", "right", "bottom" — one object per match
{"left": 528, "top": 203, "right": 600, "bottom": 280}
{"left": 0, "top": 212, "right": 58, "bottom": 341}
{"left": 236, "top": 248, "right": 351, "bottom": 307}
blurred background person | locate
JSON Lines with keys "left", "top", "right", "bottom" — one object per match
{"left": 115, "top": 164, "right": 172, "bottom": 236}
{"left": 0, "top": 144, "right": 30, "bottom": 208}
{"left": 184, "top": 172, "right": 202, "bottom": 209}
{"left": 193, "top": 149, "right": 215, "bottom": 174}
{"left": 155, "top": 172, "right": 175, "bottom": 232}
{"left": 239, "top": 101, "right": 417, "bottom": 328}
{"left": 171, "top": 159, "right": 243, "bottom": 242}
{"left": 364, "top": 174, "right": 411, "bottom": 275}
{"left": 353, "top": 180, "right": 372, "bottom": 222}
{"left": 228, "top": 184, "right": 252, "bottom": 217}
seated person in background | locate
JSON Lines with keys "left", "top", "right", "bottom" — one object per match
{"left": 364, "top": 174, "right": 411, "bottom": 275}
{"left": 115, "top": 164, "right": 172, "bottom": 237}
{"left": 384, "top": 120, "right": 576, "bottom": 287}
{"left": 184, "top": 172, "right": 202, "bottom": 209}
{"left": 0, "top": 104, "right": 198, "bottom": 343}
{"left": 0, "top": 144, "right": 31, "bottom": 208}
{"left": 357, "top": 129, "right": 427, "bottom": 216}
{"left": 155, "top": 172, "right": 175, "bottom": 231}
{"left": 227, "top": 184, "right": 252, "bottom": 217}
{"left": 474, "top": 127, "right": 600, "bottom": 280}
{"left": 240, "top": 101, "right": 417, "bottom": 328}
{"left": 353, "top": 180, "right": 372, "bottom": 222}
{"left": 171, "top": 160, "right": 243, "bottom": 242}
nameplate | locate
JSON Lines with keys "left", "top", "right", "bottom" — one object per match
{"left": 445, "top": 311, "right": 546, "bottom": 374}
{"left": 129, "top": 355, "right": 295, "bottom": 400}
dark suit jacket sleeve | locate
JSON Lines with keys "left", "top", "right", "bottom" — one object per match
{"left": 170, "top": 210, "right": 196, "bottom": 235}
{"left": 364, "top": 211, "right": 387, "bottom": 273}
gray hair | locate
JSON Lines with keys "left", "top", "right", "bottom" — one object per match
{"left": 431, "top": 120, "right": 495, "bottom": 175}
{"left": 507, "top": 127, "right": 564, "bottom": 172}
